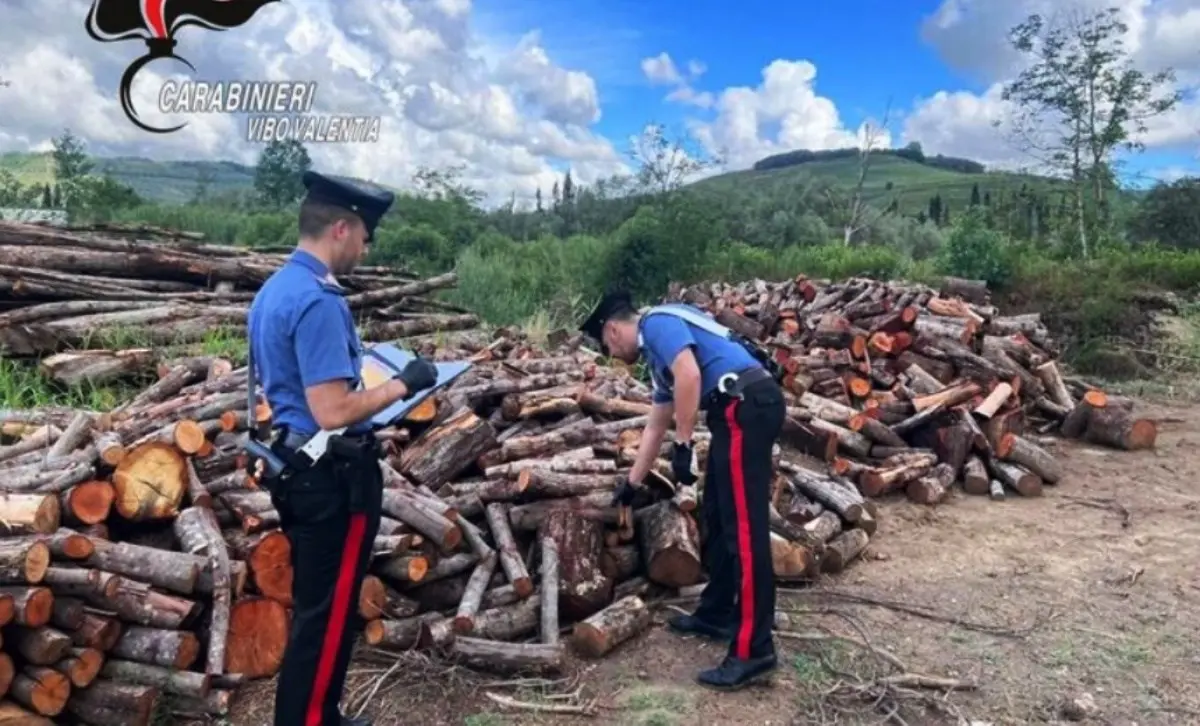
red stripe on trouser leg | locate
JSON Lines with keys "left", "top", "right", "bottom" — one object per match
{"left": 724, "top": 400, "right": 753, "bottom": 661}
{"left": 304, "top": 512, "right": 368, "bottom": 726}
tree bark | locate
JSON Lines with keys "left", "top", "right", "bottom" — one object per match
{"left": 634, "top": 502, "right": 702, "bottom": 588}
{"left": 571, "top": 595, "right": 652, "bottom": 658}
{"left": 450, "top": 637, "right": 563, "bottom": 674}
{"left": 540, "top": 510, "right": 612, "bottom": 621}
{"left": 485, "top": 503, "right": 533, "bottom": 598}
{"left": 398, "top": 409, "right": 497, "bottom": 489}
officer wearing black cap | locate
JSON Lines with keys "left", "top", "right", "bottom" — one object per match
{"left": 248, "top": 171, "right": 438, "bottom": 726}
{"left": 581, "top": 291, "right": 784, "bottom": 691}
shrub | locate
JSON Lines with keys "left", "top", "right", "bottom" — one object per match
{"left": 937, "top": 208, "right": 1014, "bottom": 288}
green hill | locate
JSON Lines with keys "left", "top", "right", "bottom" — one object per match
{"left": 1, "top": 147, "right": 1090, "bottom": 216}
{"left": 689, "top": 153, "right": 1075, "bottom": 217}
{"left": 0, "top": 152, "right": 256, "bottom": 204}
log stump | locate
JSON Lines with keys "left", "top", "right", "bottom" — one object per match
{"left": 635, "top": 502, "right": 702, "bottom": 588}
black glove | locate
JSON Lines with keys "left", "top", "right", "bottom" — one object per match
{"left": 671, "top": 440, "right": 696, "bottom": 485}
{"left": 398, "top": 356, "right": 438, "bottom": 398}
{"left": 611, "top": 476, "right": 639, "bottom": 507}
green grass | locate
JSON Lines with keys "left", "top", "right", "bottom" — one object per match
{"left": 0, "top": 325, "right": 249, "bottom": 410}
{"left": 619, "top": 684, "right": 696, "bottom": 726}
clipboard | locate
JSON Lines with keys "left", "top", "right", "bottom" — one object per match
{"left": 362, "top": 342, "right": 472, "bottom": 427}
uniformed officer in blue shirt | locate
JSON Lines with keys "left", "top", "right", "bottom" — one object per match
{"left": 581, "top": 291, "right": 785, "bottom": 691}
{"left": 248, "top": 170, "right": 438, "bottom": 726}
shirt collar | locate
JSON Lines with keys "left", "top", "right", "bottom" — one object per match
{"left": 290, "top": 249, "right": 329, "bottom": 277}
{"left": 289, "top": 249, "right": 341, "bottom": 287}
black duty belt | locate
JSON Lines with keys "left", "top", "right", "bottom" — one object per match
{"left": 278, "top": 429, "right": 374, "bottom": 452}
{"left": 703, "top": 366, "right": 774, "bottom": 408}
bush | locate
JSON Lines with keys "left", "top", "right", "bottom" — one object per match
{"left": 937, "top": 208, "right": 1014, "bottom": 288}
{"left": 449, "top": 234, "right": 613, "bottom": 328}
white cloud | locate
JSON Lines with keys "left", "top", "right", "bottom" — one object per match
{"left": 684, "top": 60, "right": 893, "bottom": 170}
{"left": 0, "top": 0, "right": 626, "bottom": 206}
{"left": 640, "top": 51, "right": 714, "bottom": 109}
{"left": 641, "top": 53, "right": 682, "bottom": 85}
{"left": 907, "top": 0, "right": 1200, "bottom": 171}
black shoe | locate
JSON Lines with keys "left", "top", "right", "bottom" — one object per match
{"left": 667, "top": 614, "right": 733, "bottom": 641}
{"left": 341, "top": 715, "right": 372, "bottom": 726}
{"left": 696, "top": 654, "right": 778, "bottom": 691}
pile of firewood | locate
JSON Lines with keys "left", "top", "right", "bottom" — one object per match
{"left": 0, "top": 263, "right": 1165, "bottom": 722}
{"left": 0, "top": 323, "right": 873, "bottom": 722}
{"left": 666, "top": 274, "right": 1159, "bottom": 509}
{"left": 0, "top": 220, "right": 480, "bottom": 370}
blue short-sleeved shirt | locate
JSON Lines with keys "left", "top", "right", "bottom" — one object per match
{"left": 637, "top": 304, "right": 760, "bottom": 407}
{"left": 247, "top": 250, "right": 368, "bottom": 436}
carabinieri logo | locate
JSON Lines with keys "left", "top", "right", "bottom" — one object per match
{"left": 85, "top": 0, "right": 280, "bottom": 134}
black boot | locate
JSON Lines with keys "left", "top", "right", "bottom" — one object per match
{"left": 696, "top": 654, "right": 777, "bottom": 691}
{"left": 667, "top": 614, "right": 733, "bottom": 642}
{"left": 341, "top": 713, "right": 372, "bottom": 726}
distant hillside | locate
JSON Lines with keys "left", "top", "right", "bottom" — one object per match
{"left": 689, "top": 153, "right": 1079, "bottom": 217}
{"left": 1, "top": 147, "right": 1096, "bottom": 216}
{"left": 753, "top": 145, "right": 986, "bottom": 175}
{"left": 0, "top": 152, "right": 256, "bottom": 204}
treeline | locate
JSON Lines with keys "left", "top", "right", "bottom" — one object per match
{"left": 753, "top": 142, "right": 986, "bottom": 175}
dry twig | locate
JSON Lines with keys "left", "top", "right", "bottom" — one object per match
{"left": 484, "top": 691, "right": 597, "bottom": 716}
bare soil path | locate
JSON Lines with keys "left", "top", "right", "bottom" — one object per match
{"left": 227, "top": 400, "right": 1200, "bottom": 726}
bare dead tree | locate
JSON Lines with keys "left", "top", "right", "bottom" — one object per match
{"left": 628, "top": 123, "right": 721, "bottom": 203}
{"left": 835, "top": 100, "right": 893, "bottom": 245}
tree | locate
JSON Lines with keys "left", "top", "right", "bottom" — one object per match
{"left": 191, "top": 167, "right": 217, "bottom": 205}
{"left": 629, "top": 123, "right": 718, "bottom": 201}
{"left": 561, "top": 171, "right": 575, "bottom": 208}
{"left": 829, "top": 102, "right": 892, "bottom": 244}
{"left": 1129, "top": 176, "right": 1200, "bottom": 249}
{"left": 253, "top": 139, "right": 311, "bottom": 208}
{"left": 412, "top": 165, "right": 484, "bottom": 208}
{"left": 928, "top": 195, "right": 943, "bottom": 226}
{"left": 1000, "top": 7, "right": 1180, "bottom": 258}
{"left": 51, "top": 130, "right": 93, "bottom": 182}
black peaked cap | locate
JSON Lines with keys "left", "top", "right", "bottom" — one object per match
{"left": 580, "top": 290, "right": 635, "bottom": 343}
{"left": 302, "top": 170, "right": 395, "bottom": 240}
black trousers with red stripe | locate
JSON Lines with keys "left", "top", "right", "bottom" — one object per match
{"left": 693, "top": 377, "right": 784, "bottom": 662}
{"left": 269, "top": 452, "right": 383, "bottom": 726}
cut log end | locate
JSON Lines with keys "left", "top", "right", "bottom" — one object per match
{"left": 224, "top": 598, "right": 289, "bottom": 679}
{"left": 404, "top": 397, "right": 439, "bottom": 423}
{"left": 113, "top": 441, "right": 187, "bottom": 520}
{"left": 18, "top": 542, "right": 51, "bottom": 584}
{"left": 0, "top": 495, "right": 61, "bottom": 536}
{"left": 173, "top": 420, "right": 208, "bottom": 454}
{"left": 64, "top": 481, "right": 114, "bottom": 525}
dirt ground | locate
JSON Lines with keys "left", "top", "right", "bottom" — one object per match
{"left": 226, "top": 397, "right": 1200, "bottom": 726}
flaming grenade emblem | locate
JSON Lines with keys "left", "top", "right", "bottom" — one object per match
{"left": 86, "top": 0, "right": 280, "bottom": 133}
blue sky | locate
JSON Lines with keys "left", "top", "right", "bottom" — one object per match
{"left": 473, "top": 0, "right": 964, "bottom": 134}
{"left": 472, "top": 0, "right": 1200, "bottom": 184}
{"left": 4, "top": 0, "right": 1193, "bottom": 202}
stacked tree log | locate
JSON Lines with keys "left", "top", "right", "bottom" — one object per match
{"left": 0, "top": 220, "right": 481, "bottom": 368}
{"left": 0, "top": 325, "right": 875, "bottom": 720}
{"left": 665, "top": 274, "right": 1159, "bottom": 509}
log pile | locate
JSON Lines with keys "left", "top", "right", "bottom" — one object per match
{"left": 0, "top": 260, "right": 1166, "bottom": 718}
{"left": 666, "top": 274, "right": 1159, "bottom": 509}
{"left": 0, "top": 220, "right": 481, "bottom": 369}
{"left": 0, "top": 321, "right": 876, "bottom": 720}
